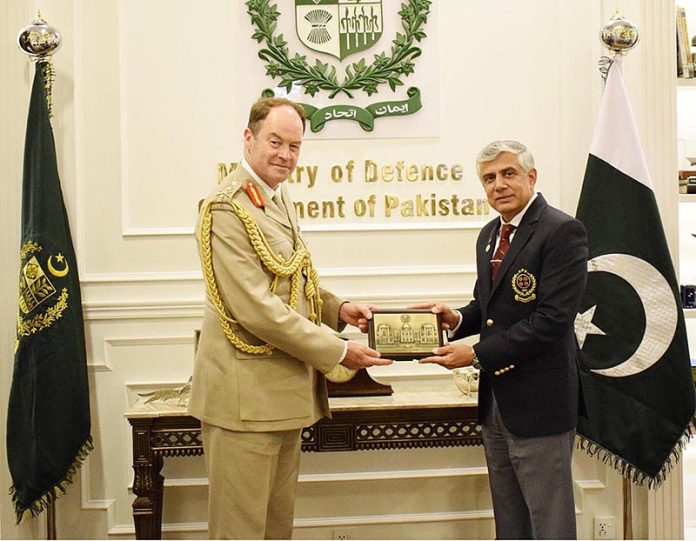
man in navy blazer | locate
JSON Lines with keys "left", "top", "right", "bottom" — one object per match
{"left": 418, "top": 140, "right": 588, "bottom": 539}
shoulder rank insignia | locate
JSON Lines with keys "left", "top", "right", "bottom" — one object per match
{"left": 245, "top": 182, "right": 265, "bottom": 208}
{"left": 511, "top": 268, "right": 537, "bottom": 303}
{"left": 215, "top": 178, "right": 241, "bottom": 202}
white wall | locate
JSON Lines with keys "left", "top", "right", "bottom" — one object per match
{"left": 0, "top": 0, "right": 684, "bottom": 538}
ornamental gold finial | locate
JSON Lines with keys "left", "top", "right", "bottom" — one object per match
{"left": 17, "top": 13, "right": 61, "bottom": 58}
{"left": 600, "top": 12, "right": 639, "bottom": 55}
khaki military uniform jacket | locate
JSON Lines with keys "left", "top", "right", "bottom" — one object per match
{"left": 189, "top": 165, "right": 346, "bottom": 432}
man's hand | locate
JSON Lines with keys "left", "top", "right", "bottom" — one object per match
{"left": 408, "top": 302, "right": 460, "bottom": 330}
{"left": 341, "top": 341, "right": 393, "bottom": 370}
{"left": 419, "top": 343, "right": 474, "bottom": 370}
{"left": 339, "top": 302, "right": 377, "bottom": 333}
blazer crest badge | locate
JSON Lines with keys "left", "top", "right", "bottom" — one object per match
{"left": 512, "top": 268, "right": 537, "bottom": 303}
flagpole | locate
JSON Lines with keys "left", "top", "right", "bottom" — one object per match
{"left": 47, "top": 500, "right": 57, "bottom": 540}
{"left": 623, "top": 477, "right": 633, "bottom": 539}
{"left": 16, "top": 13, "right": 65, "bottom": 538}
{"left": 596, "top": 12, "right": 641, "bottom": 541}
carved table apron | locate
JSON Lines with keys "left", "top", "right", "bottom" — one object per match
{"left": 126, "top": 390, "right": 481, "bottom": 539}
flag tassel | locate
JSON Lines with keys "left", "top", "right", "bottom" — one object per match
{"left": 9, "top": 436, "right": 94, "bottom": 524}
{"left": 577, "top": 418, "right": 695, "bottom": 489}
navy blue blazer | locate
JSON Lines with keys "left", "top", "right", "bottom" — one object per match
{"left": 454, "top": 194, "right": 588, "bottom": 437}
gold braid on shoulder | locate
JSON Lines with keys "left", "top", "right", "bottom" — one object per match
{"left": 199, "top": 199, "right": 323, "bottom": 355}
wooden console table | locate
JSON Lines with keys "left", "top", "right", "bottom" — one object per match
{"left": 126, "top": 388, "right": 480, "bottom": 539}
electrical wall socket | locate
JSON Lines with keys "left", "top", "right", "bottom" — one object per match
{"left": 594, "top": 516, "right": 616, "bottom": 539}
{"left": 332, "top": 529, "right": 353, "bottom": 540}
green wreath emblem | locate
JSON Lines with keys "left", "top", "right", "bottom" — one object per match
{"left": 246, "top": 0, "right": 432, "bottom": 99}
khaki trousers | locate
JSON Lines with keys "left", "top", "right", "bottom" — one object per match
{"left": 202, "top": 422, "right": 302, "bottom": 539}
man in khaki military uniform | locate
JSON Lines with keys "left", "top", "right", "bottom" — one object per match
{"left": 190, "top": 97, "right": 392, "bottom": 539}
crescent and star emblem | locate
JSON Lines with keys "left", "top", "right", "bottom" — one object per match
{"left": 47, "top": 253, "right": 69, "bottom": 277}
{"left": 574, "top": 253, "right": 677, "bottom": 378}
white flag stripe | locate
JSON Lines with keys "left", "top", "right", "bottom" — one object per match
{"left": 589, "top": 56, "right": 653, "bottom": 190}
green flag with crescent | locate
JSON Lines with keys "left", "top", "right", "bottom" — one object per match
{"left": 7, "top": 61, "right": 93, "bottom": 522}
{"left": 574, "top": 57, "right": 695, "bottom": 486}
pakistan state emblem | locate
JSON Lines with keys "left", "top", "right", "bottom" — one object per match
{"left": 295, "top": 0, "right": 383, "bottom": 60}
{"left": 247, "top": 0, "right": 431, "bottom": 131}
{"left": 16, "top": 240, "right": 70, "bottom": 345}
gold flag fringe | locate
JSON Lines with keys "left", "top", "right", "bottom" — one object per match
{"left": 9, "top": 435, "right": 94, "bottom": 524}
{"left": 576, "top": 418, "right": 695, "bottom": 489}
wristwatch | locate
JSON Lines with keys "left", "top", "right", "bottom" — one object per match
{"left": 472, "top": 348, "right": 482, "bottom": 371}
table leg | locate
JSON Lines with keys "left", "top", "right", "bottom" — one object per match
{"left": 152, "top": 455, "right": 165, "bottom": 536}
{"left": 131, "top": 423, "right": 164, "bottom": 539}
{"left": 132, "top": 461, "right": 158, "bottom": 539}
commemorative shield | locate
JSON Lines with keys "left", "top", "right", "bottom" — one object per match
{"left": 295, "top": 0, "right": 383, "bottom": 61}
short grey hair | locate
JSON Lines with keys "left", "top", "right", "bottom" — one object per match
{"left": 476, "top": 140, "right": 535, "bottom": 177}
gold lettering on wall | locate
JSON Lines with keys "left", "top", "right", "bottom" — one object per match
{"left": 363, "top": 160, "right": 466, "bottom": 183}
{"left": 216, "top": 160, "right": 489, "bottom": 223}
{"left": 294, "top": 197, "right": 348, "bottom": 219}
{"left": 384, "top": 194, "right": 488, "bottom": 218}
{"left": 294, "top": 194, "right": 488, "bottom": 219}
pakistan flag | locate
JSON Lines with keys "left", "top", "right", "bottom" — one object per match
{"left": 574, "top": 56, "right": 695, "bottom": 486}
{"left": 7, "top": 62, "right": 92, "bottom": 522}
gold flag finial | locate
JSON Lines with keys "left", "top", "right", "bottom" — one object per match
{"left": 600, "top": 12, "right": 639, "bottom": 56}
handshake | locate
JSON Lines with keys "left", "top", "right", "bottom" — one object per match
{"left": 338, "top": 301, "right": 477, "bottom": 371}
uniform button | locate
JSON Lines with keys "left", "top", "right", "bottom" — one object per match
{"left": 486, "top": 319, "right": 494, "bottom": 327}
{"left": 494, "top": 370, "right": 501, "bottom": 376}
{"left": 510, "top": 364, "right": 515, "bottom": 369}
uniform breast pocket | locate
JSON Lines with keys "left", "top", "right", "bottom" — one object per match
{"left": 267, "top": 236, "right": 295, "bottom": 261}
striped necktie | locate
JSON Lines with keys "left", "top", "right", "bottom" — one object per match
{"left": 490, "top": 224, "right": 516, "bottom": 281}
